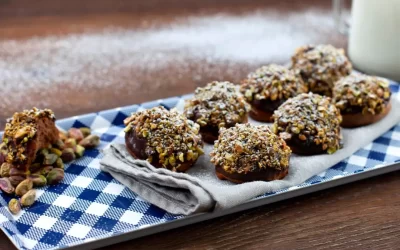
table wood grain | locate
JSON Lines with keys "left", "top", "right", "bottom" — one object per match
{"left": 1, "top": 0, "right": 399, "bottom": 249}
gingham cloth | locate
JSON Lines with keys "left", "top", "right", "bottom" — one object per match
{"left": 0, "top": 82, "right": 398, "bottom": 250}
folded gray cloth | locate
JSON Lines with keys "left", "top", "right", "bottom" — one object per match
{"left": 100, "top": 96, "right": 400, "bottom": 215}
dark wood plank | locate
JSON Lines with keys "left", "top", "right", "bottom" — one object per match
{"left": 1, "top": 1, "right": 397, "bottom": 250}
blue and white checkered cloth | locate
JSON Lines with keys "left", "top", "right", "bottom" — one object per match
{"left": 0, "top": 82, "right": 399, "bottom": 250}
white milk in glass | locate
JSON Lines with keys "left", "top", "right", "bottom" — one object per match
{"left": 349, "top": 0, "right": 400, "bottom": 81}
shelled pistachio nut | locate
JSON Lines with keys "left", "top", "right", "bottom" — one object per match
{"left": 68, "top": 128, "right": 84, "bottom": 142}
{"left": 74, "top": 145, "right": 85, "bottom": 158}
{"left": 54, "top": 158, "right": 64, "bottom": 169}
{"left": 46, "top": 168, "right": 64, "bottom": 185}
{"left": 9, "top": 168, "right": 29, "bottom": 178}
{"left": 29, "top": 174, "right": 47, "bottom": 187}
{"left": 0, "top": 163, "right": 12, "bottom": 177}
{"left": 64, "top": 138, "right": 77, "bottom": 149}
{"left": 79, "top": 127, "right": 91, "bottom": 137}
{"left": 54, "top": 140, "right": 65, "bottom": 150}
{"left": 15, "top": 179, "right": 33, "bottom": 196}
{"left": 79, "top": 134, "right": 100, "bottom": 149}
{"left": 43, "top": 153, "right": 58, "bottom": 165}
{"left": 29, "top": 163, "right": 42, "bottom": 173}
{"left": 9, "top": 176, "right": 25, "bottom": 187}
{"left": 0, "top": 178, "right": 14, "bottom": 194}
{"left": 40, "top": 166, "right": 53, "bottom": 176}
{"left": 61, "top": 148, "right": 75, "bottom": 163}
{"left": 21, "top": 190, "right": 36, "bottom": 207}
{"left": 8, "top": 198, "right": 21, "bottom": 215}
{"left": 50, "top": 148, "right": 62, "bottom": 157}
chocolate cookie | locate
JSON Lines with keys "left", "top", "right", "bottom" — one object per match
{"left": 333, "top": 74, "right": 392, "bottom": 127}
{"left": 240, "top": 64, "right": 307, "bottom": 121}
{"left": 291, "top": 44, "right": 352, "bottom": 96}
{"left": 124, "top": 106, "right": 204, "bottom": 172}
{"left": 210, "top": 123, "right": 291, "bottom": 183}
{"left": 272, "top": 92, "right": 342, "bottom": 155}
{"left": 184, "top": 81, "right": 250, "bottom": 143}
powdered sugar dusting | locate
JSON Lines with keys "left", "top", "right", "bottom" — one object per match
{"left": 0, "top": 9, "right": 338, "bottom": 120}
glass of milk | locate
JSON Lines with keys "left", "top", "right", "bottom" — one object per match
{"left": 333, "top": 0, "right": 400, "bottom": 81}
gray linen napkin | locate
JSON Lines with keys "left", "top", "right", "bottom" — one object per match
{"left": 100, "top": 96, "right": 400, "bottom": 215}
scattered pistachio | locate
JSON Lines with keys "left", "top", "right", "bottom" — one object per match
{"left": 54, "top": 158, "right": 64, "bottom": 169}
{"left": 43, "top": 154, "right": 58, "bottom": 165}
{"left": 0, "top": 163, "right": 12, "bottom": 177}
{"left": 8, "top": 199, "right": 21, "bottom": 215}
{"left": 53, "top": 139, "right": 65, "bottom": 150}
{"left": 79, "top": 134, "right": 100, "bottom": 149}
{"left": 15, "top": 179, "right": 33, "bottom": 196}
{"left": 9, "top": 168, "right": 29, "bottom": 177}
{"left": 46, "top": 168, "right": 64, "bottom": 185}
{"left": 50, "top": 148, "right": 62, "bottom": 157}
{"left": 74, "top": 145, "right": 85, "bottom": 158}
{"left": 40, "top": 166, "right": 53, "bottom": 176}
{"left": 20, "top": 190, "right": 36, "bottom": 207}
{"left": 9, "top": 176, "right": 25, "bottom": 187}
{"left": 0, "top": 178, "right": 15, "bottom": 194}
{"left": 68, "top": 128, "right": 84, "bottom": 142}
{"left": 61, "top": 148, "right": 76, "bottom": 163}
{"left": 64, "top": 138, "right": 77, "bottom": 149}
{"left": 29, "top": 163, "right": 42, "bottom": 173}
{"left": 29, "top": 174, "right": 47, "bottom": 187}
{"left": 79, "top": 127, "right": 91, "bottom": 137}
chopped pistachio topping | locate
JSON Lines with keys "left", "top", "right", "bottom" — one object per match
{"left": 210, "top": 123, "right": 291, "bottom": 174}
{"left": 124, "top": 106, "right": 204, "bottom": 171}
{"left": 291, "top": 44, "right": 352, "bottom": 96}
{"left": 240, "top": 64, "right": 307, "bottom": 102}
{"left": 184, "top": 81, "right": 250, "bottom": 128}
{"left": 272, "top": 93, "right": 342, "bottom": 154}
{"left": 3, "top": 108, "right": 55, "bottom": 163}
{"left": 333, "top": 74, "right": 391, "bottom": 115}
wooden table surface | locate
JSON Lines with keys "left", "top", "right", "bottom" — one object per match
{"left": 1, "top": 0, "right": 399, "bottom": 249}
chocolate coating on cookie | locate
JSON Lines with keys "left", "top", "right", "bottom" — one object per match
{"left": 272, "top": 93, "right": 342, "bottom": 155}
{"left": 291, "top": 44, "right": 352, "bottom": 96}
{"left": 210, "top": 124, "right": 291, "bottom": 183}
{"left": 240, "top": 64, "right": 307, "bottom": 121}
{"left": 333, "top": 74, "right": 391, "bottom": 127}
{"left": 184, "top": 81, "right": 250, "bottom": 143}
{"left": 124, "top": 106, "right": 204, "bottom": 172}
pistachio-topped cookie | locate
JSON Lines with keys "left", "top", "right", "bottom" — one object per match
{"left": 333, "top": 74, "right": 392, "bottom": 127}
{"left": 184, "top": 81, "right": 250, "bottom": 143}
{"left": 240, "top": 64, "right": 307, "bottom": 122}
{"left": 291, "top": 44, "right": 352, "bottom": 96}
{"left": 124, "top": 106, "right": 204, "bottom": 172}
{"left": 272, "top": 93, "right": 342, "bottom": 155}
{"left": 3, "top": 108, "right": 59, "bottom": 170}
{"left": 210, "top": 123, "right": 291, "bottom": 183}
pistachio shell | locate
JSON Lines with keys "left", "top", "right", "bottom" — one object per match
{"left": 46, "top": 168, "right": 64, "bottom": 185}
{"left": 0, "top": 163, "right": 12, "bottom": 177}
{"left": 9, "top": 176, "right": 25, "bottom": 187}
{"left": 29, "top": 174, "right": 47, "bottom": 187}
{"left": 61, "top": 148, "right": 76, "bottom": 163}
{"left": 74, "top": 145, "right": 85, "bottom": 158}
{"left": 8, "top": 198, "right": 21, "bottom": 215}
{"left": 20, "top": 190, "right": 36, "bottom": 207}
{"left": 79, "top": 135, "right": 100, "bottom": 149}
{"left": 50, "top": 148, "right": 62, "bottom": 157}
{"left": 0, "top": 178, "right": 14, "bottom": 194}
{"left": 68, "top": 128, "right": 84, "bottom": 142}
{"left": 15, "top": 179, "right": 33, "bottom": 196}
{"left": 43, "top": 154, "right": 58, "bottom": 165}
{"left": 79, "top": 127, "right": 91, "bottom": 137}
